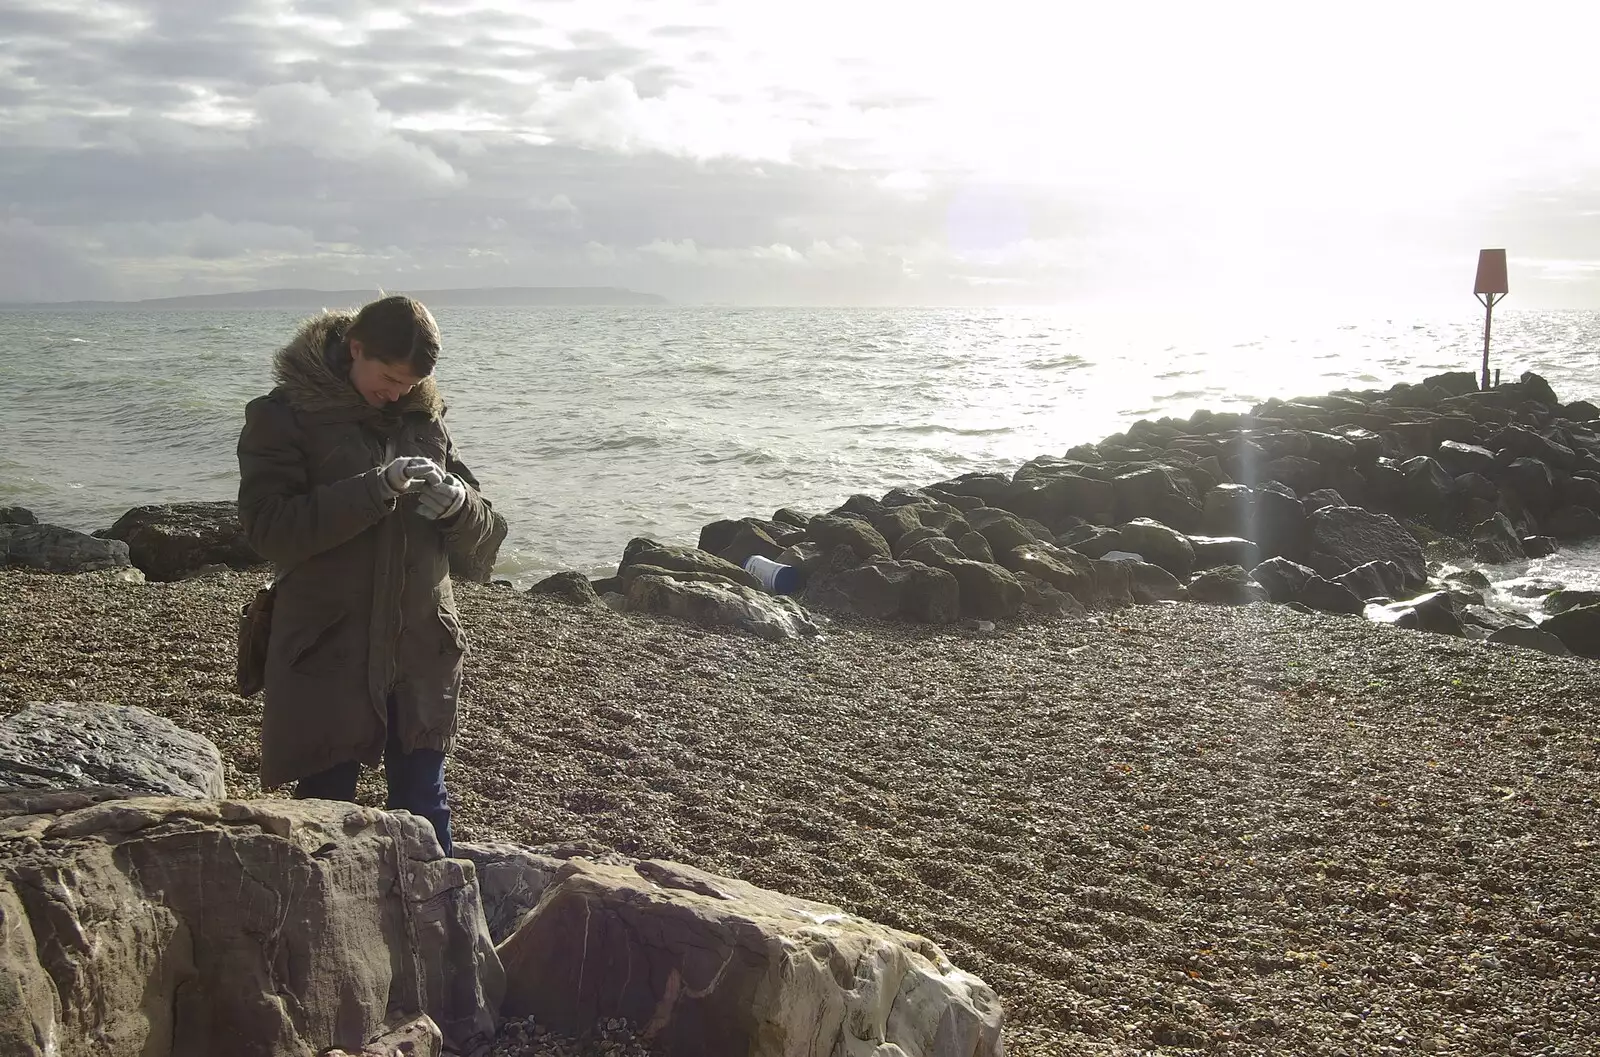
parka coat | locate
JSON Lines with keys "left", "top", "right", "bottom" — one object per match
{"left": 237, "top": 310, "right": 498, "bottom": 789}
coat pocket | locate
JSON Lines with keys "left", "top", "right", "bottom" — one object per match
{"left": 288, "top": 609, "right": 348, "bottom": 671}
{"left": 437, "top": 606, "right": 468, "bottom": 656}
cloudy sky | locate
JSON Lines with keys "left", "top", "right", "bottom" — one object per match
{"left": 2, "top": 0, "right": 1598, "bottom": 307}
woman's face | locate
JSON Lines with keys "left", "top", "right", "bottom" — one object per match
{"left": 348, "top": 341, "right": 424, "bottom": 407}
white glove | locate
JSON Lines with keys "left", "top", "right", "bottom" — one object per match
{"left": 416, "top": 472, "right": 467, "bottom": 520}
{"left": 381, "top": 456, "right": 444, "bottom": 497}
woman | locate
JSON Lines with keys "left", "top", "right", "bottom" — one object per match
{"left": 236, "top": 294, "right": 498, "bottom": 856}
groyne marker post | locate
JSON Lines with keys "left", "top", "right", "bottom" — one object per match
{"left": 1474, "top": 248, "right": 1508, "bottom": 391}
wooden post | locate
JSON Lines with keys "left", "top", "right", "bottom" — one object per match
{"left": 1473, "top": 249, "right": 1509, "bottom": 391}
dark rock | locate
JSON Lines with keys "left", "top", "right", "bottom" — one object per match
{"left": 1297, "top": 575, "right": 1365, "bottom": 615}
{"left": 1335, "top": 559, "right": 1408, "bottom": 602}
{"left": 1254, "top": 487, "right": 1311, "bottom": 561}
{"left": 935, "top": 472, "right": 1013, "bottom": 506}
{"left": 900, "top": 535, "right": 964, "bottom": 569}
{"left": 1259, "top": 456, "right": 1326, "bottom": 494}
{"left": 1248, "top": 556, "right": 1312, "bottom": 603}
{"left": 1111, "top": 466, "right": 1203, "bottom": 531}
{"left": 1201, "top": 484, "right": 1254, "bottom": 537}
{"left": 891, "top": 526, "right": 947, "bottom": 559}
{"left": 1487, "top": 625, "right": 1571, "bottom": 656}
{"left": 956, "top": 531, "right": 995, "bottom": 563}
{"left": 803, "top": 553, "right": 960, "bottom": 624}
{"left": 1001, "top": 544, "right": 1092, "bottom": 603}
{"left": 1546, "top": 589, "right": 1600, "bottom": 615}
{"left": 1, "top": 524, "right": 132, "bottom": 574}
{"left": 1460, "top": 605, "right": 1521, "bottom": 632}
{"left": 1001, "top": 474, "right": 1114, "bottom": 530}
{"left": 0, "top": 506, "right": 38, "bottom": 526}
{"left": 1399, "top": 457, "right": 1454, "bottom": 522}
{"left": 1435, "top": 441, "right": 1497, "bottom": 477}
{"left": 1453, "top": 473, "right": 1500, "bottom": 504}
{"left": 1070, "top": 529, "right": 1125, "bottom": 560}
{"left": 619, "top": 564, "right": 743, "bottom": 591}
{"left": 772, "top": 507, "right": 812, "bottom": 529}
{"left": 528, "top": 571, "right": 603, "bottom": 606}
{"left": 1425, "top": 370, "right": 1481, "bottom": 397}
{"left": 1488, "top": 425, "right": 1576, "bottom": 470}
{"left": 1114, "top": 519, "right": 1195, "bottom": 579}
{"left": 1127, "top": 561, "right": 1187, "bottom": 604}
{"left": 1186, "top": 565, "right": 1268, "bottom": 605}
{"left": 1562, "top": 400, "right": 1600, "bottom": 422}
{"left": 1540, "top": 604, "right": 1600, "bottom": 658}
{"left": 1365, "top": 592, "right": 1464, "bottom": 636}
{"left": 777, "top": 541, "right": 825, "bottom": 573}
{"left": 1499, "top": 458, "right": 1555, "bottom": 514}
{"left": 946, "top": 560, "right": 1024, "bottom": 620}
{"left": 966, "top": 507, "right": 1039, "bottom": 555}
{"left": 1333, "top": 427, "right": 1384, "bottom": 465}
{"left": 1299, "top": 489, "right": 1346, "bottom": 514}
{"left": 1305, "top": 432, "right": 1359, "bottom": 467}
{"left": 922, "top": 488, "right": 984, "bottom": 512}
{"left": 1471, "top": 513, "right": 1526, "bottom": 564}
{"left": 715, "top": 520, "right": 787, "bottom": 567}
{"left": 0, "top": 701, "right": 226, "bottom": 798}
{"left": 1307, "top": 507, "right": 1425, "bottom": 589}
{"left": 1188, "top": 535, "right": 1261, "bottom": 571}
{"left": 697, "top": 519, "right": 744, "bottom": 556}
{"left": 1522, "top": 535, "right": 1559, "bottom": 558}
{"left": 1020, "top": 518, "right": 1057, "bottom": 545}
{"left": 873, "top": 503, "right": 964, "bottom": 546}
{"left": 1556, "top": 473, "right": 1600, "bottom": 511}
{"left": 1545, "top": 505, "right": 1600, "bottom": 540}
{"left": 805, "top": 515, "right": 892, "bottom": 561}
{"left": 1014, "top": 571, "right": 1086, "bottom": 617}
{"left": 832, "top": 494, "right": 886, "bottom": 521}
{"left": 619, "top": 538, "right": 761, "bottom": 590}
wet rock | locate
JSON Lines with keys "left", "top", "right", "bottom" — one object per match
{"left": 1247, "top": 556, "right": 1311, "bottom": 603}
{"left": 934, "top": 472, "right": 1012, "bottom": 507}
{"left": 714, "top": 520, "right": 788, "bottom": 567}
{"left": 624, "top": 575, "right": 818, "bottom": 640}
{"left": 1254, "top": 488, "right": 1310, "bottom": 560}
{"left": 1014, "top": 570, "right": 1086, "bottom": 617}
{"left": 620, "top": 538, "right": 761, "bottom": 590}
{"left": 956, "top": 531, "right": 996, "bottom": 563}
{"left": 99, "top": 501, "right": 263, "bottom": 582}
{"left": 946, "top": 559, "right": 1024, "bottom": 620}
{"left": 1201, "top": 484, "right": 1254, "bottom": 537}
{"left": 1299, "top": 488, "right": 1347, "bottom": 514}
{"left": 1546, "top": 589, "right": 1600, "bottom": 615}
{"left": 1516, "top": 537, "right": 1555, "bottom": 559}
{"left": 498, "top": 857, "right": 1004, "bottom": 1057}
{"left": 1471, "top": 513, "right": 1526, "bottom": 564}
{"left": 1001, "top": 473, "right": 1114, "bottom": 530}
{"left": 0, "top": 701, "right": 227, "bottom": 799}
{"left": 804, "top": 515, "right": 893, "bottom": 561}
{"left": 0, "top": 523, "right": 131, "bottom": 574}
{"left": 1487, "top": 625, "right": 1571, "bottom": 656}
{"left": 873, "top": 503, "right": 970, "bottom": 547}
{"left": 1488, "top": 425, "right": 1576, "bottom": 470}
{"left": 1364, "top": 592, "right": 1464, "bottom": 636}
{"left": 1539, "top": 604, "right": 1600, "bottom": 658}
{"left": 528, "top": 571, "right": 604, "bottom": 607}
{"left": 1544, "top": 506, "right": 1600, "bottom": 540}
{"left": 1308, "top": 507, "right": 1426, "bottom": 590}
{"left": 1112, "top": 466, "right": 1203, "bottom": 532}
{"left": 0, "top": 506, "right": 38, "bottom": 526}
{"left": 900, "top": 534, "right": 965, "bottom": 568}
{"left": 1187, "top": 565, "right": 1268, "bottom": 605}
{"left": 1399, "top": 456, "right": 1454, "bottom": 522}
{"left": 1115, "top": 518, "right": 1195, "bottom": 579}
{"left": 1500, "top": 458, "right": 1555, "bottom": 514}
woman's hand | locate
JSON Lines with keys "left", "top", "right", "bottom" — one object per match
{"left": 381, "top": 456, "right": 445, "bottom": 496}
{"left": 416, "top": 473, "right": 468, "bottom": 520}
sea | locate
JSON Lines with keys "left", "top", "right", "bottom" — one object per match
{"left": 3, "top": 305, "right": 1599, "bottom": 601}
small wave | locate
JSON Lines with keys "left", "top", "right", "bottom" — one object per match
{"left": 1028, "top": 354, "right": 1089, "bottom": 371}
{"left": 856, "top": 422, "right": 1016, "bottom": 438}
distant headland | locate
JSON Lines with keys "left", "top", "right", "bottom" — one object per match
{"left": 4, "top": 286, "right": 669, "bottom": 309}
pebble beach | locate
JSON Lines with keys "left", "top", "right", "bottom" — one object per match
{"left": 2, "top": 568, "right": 1597, "bottom": 1054}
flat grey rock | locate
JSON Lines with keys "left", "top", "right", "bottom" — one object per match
{"left": 0, "top": 701, "right": 225, "bottom": 799}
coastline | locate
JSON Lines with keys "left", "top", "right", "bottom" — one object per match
{"left": 3, "top": 568, "right": 1596, "bottom": 1054}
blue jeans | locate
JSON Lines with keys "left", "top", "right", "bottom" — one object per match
{"left": 293, "top": 700, "right": 453, "bottom": 857}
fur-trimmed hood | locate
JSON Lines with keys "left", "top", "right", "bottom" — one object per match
{"left": 272, "top": 309, "right": 444, "bottom": 420}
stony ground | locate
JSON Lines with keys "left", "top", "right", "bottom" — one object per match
{"left": 1, "top": 568, "right": 1598, "bottom": 1056}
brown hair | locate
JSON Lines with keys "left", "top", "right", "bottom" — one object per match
{"left": 346, "top": 295, "right": 440, "bottom": 376}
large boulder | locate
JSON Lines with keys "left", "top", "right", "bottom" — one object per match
{"left": 1487, "top": 625, "right": 1571, "bottom": 657}
{"left": 1111, "top": 466, "right": 1203, "bottom": 531}
{"left": 1127, "top": 561, "right": 1188, "bottom": 604}
{"left": 0, "top": 523, "right": 132, "bottom": 574}
{"left": 0, "top": 701, "right": 225, "bottom": 798}
{"left": 0, "top": 793, "right": 504, "bottom": 1056}
{"left": 1252, "top": 487, "right": 1310, "bottom": 561}
{"left": 1247, "top": 557, "right": 1362, "bottom": 614}
{"left": 1544, "top": 506, "right": 1600, "bottom": 541}
{"left": 623, "top": 575, "right": 818, "bottom": 640}
{"left": 714, "top": 520, "right": 788, "bottom": 567}
{"left": 1188, "top": 535, "right": 1262, "bottom": 571}
{"left": 945, "top": 559, "right": 1024, "bottom": 620}
{"left": 1307, "top": 506, "right": 1426, "bottom": 590}
{"left": 1434, "top": 441, "right": 1497, "bottom": 477}
{"left": 1115, "top": 518, "right": 1195, "bottom": 579}
{"left": 620, "top": 538, "right": 761, "bottom": 590}
{"left": 965, "top": 507, "right": 1038, "bottom": 555}
{"left": 0, "top": 506, "right": 38, "bottom": 526}
{"left": 528, "top": 571, "right": 605, "bottom": 607}
{"left": 1471, "top": 513, "right": 1526, "bottom": 564}
{"left": 1335, "top": 559, "right": 1408, "bottom": 602}
{"left": 1186, "top": 565, "right": 1268, "bottom": 605}
{"left": 804, "top": 515, "right": 893, "bottom": 561}
{"left": 99, "top": 501, "right": 264, "bottom": 582}
{"left": 498, "top": 856, "right": 1004, "bottom": 1057}
{"left": 1201, "top": 484, "right": 1254, "bottom": 537}
{"left": 1539, "top": 604, "right": 1600, "bottom": 659}
{"left": 1500, "top": 458, "right": 1556, "bottom": 515}
{"left": 803, "top": 554, "right": 961, "bottom": 624}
